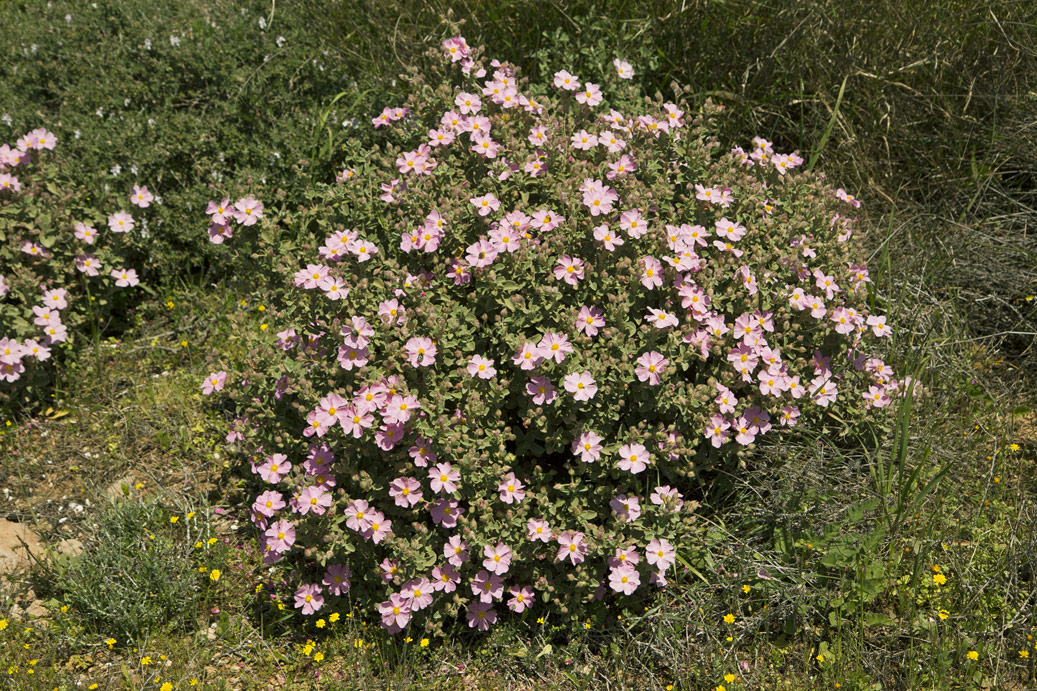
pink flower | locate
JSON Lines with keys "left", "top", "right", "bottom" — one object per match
{"left": 470, "top": 193, "right": 500, "bottom": 216}
{"left": 537, "top": 332, "right": 572, "bottom": 363}
{"left": 556, "top": 531, "right": 588, "bottom": 564}
{"left": 130, "top": 184, "right": 153, "bottom": 208}
{"left": 43, "top": 288, "right": 68, "bottom": 310}
{"left": 322, "top": 565, "right": 352, "bottom": 596}
{"left": 378, "top": 298, "right": 405, "bottom": 325}
{"left": 836, "top": 188, "right": 861, "bottom": 207}
{"left": 571, "top": 430, "right": 603, "bottom": 462}
{"left": 378, "top": 593, "right": 412, "bottom": 632}
{"left": 257, "top": 454, "right": 290, "bottom": 483}
{"left": 610, "top": 494, "right": 642, "bottom": 522}
{"left": 609, "top": 565, "right": 641, "bottom": 595}
{"left": 401, "top": 578, "right": 435, "bottom": 611}
{"left": 617, "top": 443, "right": 650, "bottom": 474}
{"left": 344, "top": 499, "right": 372, "bottom": 532}
{"left": 389, "top": 476, "right": 423, "bottom": 507}
{"left": 431, "top": 564, "right": 460, "bottom": 592}
{"left": 526, "top": 376, "right": 557, "bottom": 405}
{"left": 404, "top": 337, "right": 437, "bottom": 367}
{"left": 361, "top": 511, "right": 392, "bottom": 544}
{"left": 110, "top": 268, "right": 140, "bottom": 287}
{"left": 640, "top": 256, "right": 664, "bottom": 289}
{"left": 347, "top": 238, "right": 377, "bottom": 261}
{"left": 0, "top": 174, "right": 21, "bottom": 192}
{"left": 527, "top": 518, "right": 551, "bottom": 542}
{"left": 619, "top": 210, "right": 647, "bottom": 238}
{"left": 482, "top": 542, "right": 513, "bottom": 575}
{"left": 575, "top": 305, "right": 605, "bottom": 337}
{"left": 634, "top": 351, "right": 668, "bottom": 385}
{"left": 234, "top": 196, "right": 263, "bottom": 226}
{"left": 201, "top": 371, "right": 227, "bottom": 395}
{"left": 705, "top": 416, "right": 732, "bottom": 447}
{"left": 206, "top": 198, "right": 232, "bottom": 224}
{"left": 27, "top": 128, "right": 57, "bottom": 150}
{"left": 552, "top": 70, "right": 580, "bottom": 91}
{"left": 613, "top": 58, "right": 634, "bottom": 79}
{"left": 264, "top": 519, "right": 296, "bottom": 553}
{"left": 466, "top": 601, "right": 497, "bottom": 631}
{"left": 471, "top": 569, "right": 505, "bottom": 602}
{"left": 645, "top": 308, "right": 678, "bottom": 329}
{"left": 429, "top": 462, "right": 460, "bottom": 494}
{"left": 571, "top": 129, "right": 598, "bottom": 150}
{"left": 553, "top": 255, "right": 585, "bottom": 285}
{"left": 513, "top": 342, "right": 544, "bottom": 370}
{"left": 593, "top": 223, "right": 624, "bottom": 251}
{"left": 645, "top": 538, "right": 676, "bottom": 571}
{"left": 497, "top": 473, "right": 526, "bottom": 504}
{"left": 296, "top": 485, "right": 332, "bottom": 515}
{"left": 107, "top": 212, "right": 134, "bottom": 233}
{"left": 467, "top": 355, "right": 497, "bottom": 379}
{"left": 74, "top": 222, "right": 98, "bottom": 244}
{"left": 563, "top": 371, "right": 597, "bottom": 401}
{"left": 575, "top": 83, "right": 603, "bottom": 106}
{"left": 383, "top": 393, "right": 420, "bottom": 425}
{"left": 455, "top": 91, "right": 482, "bottom": 114}
{"left": 444, "top": 535, "right": 470, "bottom": 566}
{"left": 294, "top": 583, "right": 324, "bottom": 615}
{"left": 252, "top": 491, "right": 285, "bottom": 518}
{"left": 508, "top": 585, "right": 536, "bottom": 613}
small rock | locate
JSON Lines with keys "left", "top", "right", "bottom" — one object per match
{"left": 104, "top": 475, "right": 137, "bottom": 502}
{"left": 0, "top": 518, "right": 44, "bottom": 574}
{"left": 57, "top": 538, "right": 84, "bottom": 557}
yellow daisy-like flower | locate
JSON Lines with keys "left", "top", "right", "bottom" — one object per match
{"left": 315, "top": 619, "right": 326, "bottom": 629}
{"left": 933, "top": 574, "right": 947, "bottom": 586}
{"left": 725, "top": 673, "right": 735, "bottom": 683}
{"left": 967, "top": 650, "right": 979, "bottom": 661}
{"left": 160, "top": 683, "right": 173, "bottom": 691}
{"left": 329, "top": 613, "right": 340, "bottom": 623}
{"left": 314, "top": 652, "right": 324, "bottom": 662}
{"left": 742, "top": 584, "right": 751, "bottom": 594}
{"left": 937, "top": 609, "right": 949, "bottom": 620}
{"left": 420, "top": 638, "right": 429, "bottom": 648}
{"left": 1021, "top": 650, "right": 1030, "bottom": 659}
{"left": 723, "top": 613, "right": 735, "bottom": 624}
{"left": 209, "top": 569, "right": 221, "bottom": 582}
{"left": 169, "top": 516, "right": 179, "bottom": 523}
{"left": 0, "top": 619, "right": 7, "bottom": 631}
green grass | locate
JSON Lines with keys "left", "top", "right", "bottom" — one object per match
{"left": 1, "top": 0, "right": 1036, "bottom": 689}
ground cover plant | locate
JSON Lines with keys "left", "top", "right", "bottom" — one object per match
{"left": 0, "top": 129, "right": 151, "bottom": 404}
{"left": 0, "top": 1, "right": 1035, "bottom": 689}
{"left": 199, "top": 35, "right": 912, "bottom": 640}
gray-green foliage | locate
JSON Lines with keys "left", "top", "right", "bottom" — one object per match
{"left": 51, "top": 498, "right": 198, "bottom": 643}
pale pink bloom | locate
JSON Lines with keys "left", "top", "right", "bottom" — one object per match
{"left": 865, "top": 385, "right": 892, "bottom": 408}
{"left": 471, "top": 569, "right": 504, "bottom": 604}
{"left": 609, "top": 565, "right": 641, "bottom": 595}
{"left": 498, "top": 472, "right": 526, "bottom": 504}
{"left": 253, "top": 490, "right": 286, "bottom": 518}
{"left": 530, "top": 208, "right": 563, "bottom": 232}
{"left": 606, "top": 154, "right": 635, "bottom": 177}
{"left": 74, "top": 222, "right": 98, "bottom": 244}
{"left": 482, "top": 542, "right": 513, "bottom": 575}
{"left": 383, "top": 393, "right": 420, "bottom": 425}
{"left": 634, "top": 351, "right": 668, "bottom": 385}
{"left": 429, "top": 462, "right": 460, "bottom": 494}
{"left": 593, "top": 223, "right": 624, "bottom": 250}
{"left": 836, "top": 188, "right": 861, "bottom": 207}
{"left": 455, "top": 91, "right": 482, "bottom": 114}
{"left": 233, "top": 196, "right": 263, "bottom": 226}
{"left": 715, "top": 217, "right": 746, "bottom": 241}
{"left": 379, "top": 593, "right": 412, "bottom": 631}
{"left": 401, "top": 578, "right": 435, "bottom": 611}
{"left": 111, "top": 268, "right": 139, "bottom": 287}
{"left": 108, "top": 212, "right": 134, "bottom": 233}
{"left": 575, "top": 83, "right": 603, "bottom": 106}
{"left": 575, "top": 305, "right": 605, "bottom": 336}
{"left": 610, "top": 494, "right": 641, "bottom": 522}
{"left": 431, "top": 564, "right": 460, "bottom": 592}
{"left": 257, "top": 454, "right": 290, "bottom": 483}
{"left": 613, "top": 58, "right": 634, "bottom": 79}
{"left": 444, "top": 535, "right": 470, "bottom": 567}
{"left": 470, "top": 133, "right": 500, "bottom": 158}
{"left": 322, "top": 564, "right": 352, "bottom": 596}
{"left": 470, "top": 193, "right": 500, "bottom": 216}
{"left": 513, "top": 342, "right": 544, "bottom": 370}
{"left": 563, "top": 371, "right": 597, "bottom": 401}
{"left": 27, "top": 127, "right": 58, "bottom": 150}
{"left": 553, "top": 70, "right": 580, "bottom": 91}
{"left": 867, "top": 315, "right": 891, "bottom": 337}
{"left": 508, "top": 585, "right": 536, "bottom": 613}
{"left": 527, "top": 518, "right": 552, "bottom": 542}
{"left": 344, "top": 499, "right": 372, "bottom": 532}
{"left": 264, "top": 519, "right": 296, "bottom": 553}
{"left": 32, "top": 306, "right": 60, "bottom": 327}
{"left": 347, "top": 238, "right": 377, "bottom": 261}
{"left": 570, "top": 129, "right": 598, "bottom": 150}
{"left": 526, "top": 376, "right": 557, "bottom": 405}
{"left": 553, "top": 255, "right": 585, "bottom": 285}
{"left": 206, "top": 198, "right": 232, "bottom": 224}
{"left": 442, "top": 36, "right": 469, "bottom": 62}
{"left": 319, "top": 276, "right": 348, "bottom": 300}
{"left": 429, "top": 495, "right": 462, "bottom": 527}
{"left": 0, "top": 338, "right": 25, "bottom": 365}
{"left": 404, "top": 336, "right": 437, "bottom": 367}
{"left": 556, "top": 531, "right": 588, "bottom": 564}
{"left": 389, "top": 473, "right": 421, "bottom": 506}
{"left": 21, "top": 339, "right": 50, "bottom": 361}
{"left": 21, "top": 242, "right": 46, "bottom": 261}
{"left": 42, "top": 288, "right": 67, "bottom": 310}
{"left": 640, "top": 256, "right": 664, "bottom": 289}
{"left": 619, "top": 209, "right": 647, "bottom": 238}
{"left": 617, "top": 443, "right": 650, "bottom": 474}
{"left": 467, "top": 354, "right": 497, "bottom": 379}
{"left": 42, "top": 323, "right": 68, "bottom": 344}
{"left": 339, "top": 405, "right": 374, "bottom": 438}
{"left": 810, "top": 375, "right": 838, "bottom": 407}
{"left": 294, "top": 583, "right": 324, "bottom": 615}
{"left": 201, "top": 371, "right": 227, "bottom": 395}
{"left": 465, "top": 237, "right": 498, "bottom": 268}
{"left": 297, "top": 485, "right": 332, "bottom": 515}
{"left": 571, "top": 430, "right": 603, "bottom": 462}
{"left": 130, "top": 184, "right": 153, "bottom": 208}
{"left": 645, "top": 308, "right": 678, "bottom": 329}
{"left": 0, "top": 174, "right": 21, "bottom": 192}
{"left": 645, "top": 538, "right": 676, "bottom": 571}
{"left": 466, "top": 602, "right": 497, "bottom": 631}
{"left": 362, "top": 511, "right": 392, "bottom": 544}
{"left": 650, "top": 486, "right": 685, "bottom": 511}
{"left": 537, "top": 332, "right": 573, "bottom": 363}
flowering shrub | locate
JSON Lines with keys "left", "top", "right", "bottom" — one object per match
{"left": 0, "top": 129, "right": 147, "bottom": 399}
{"left": 205, "top": 37, "right": 912, "bottom": 635}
